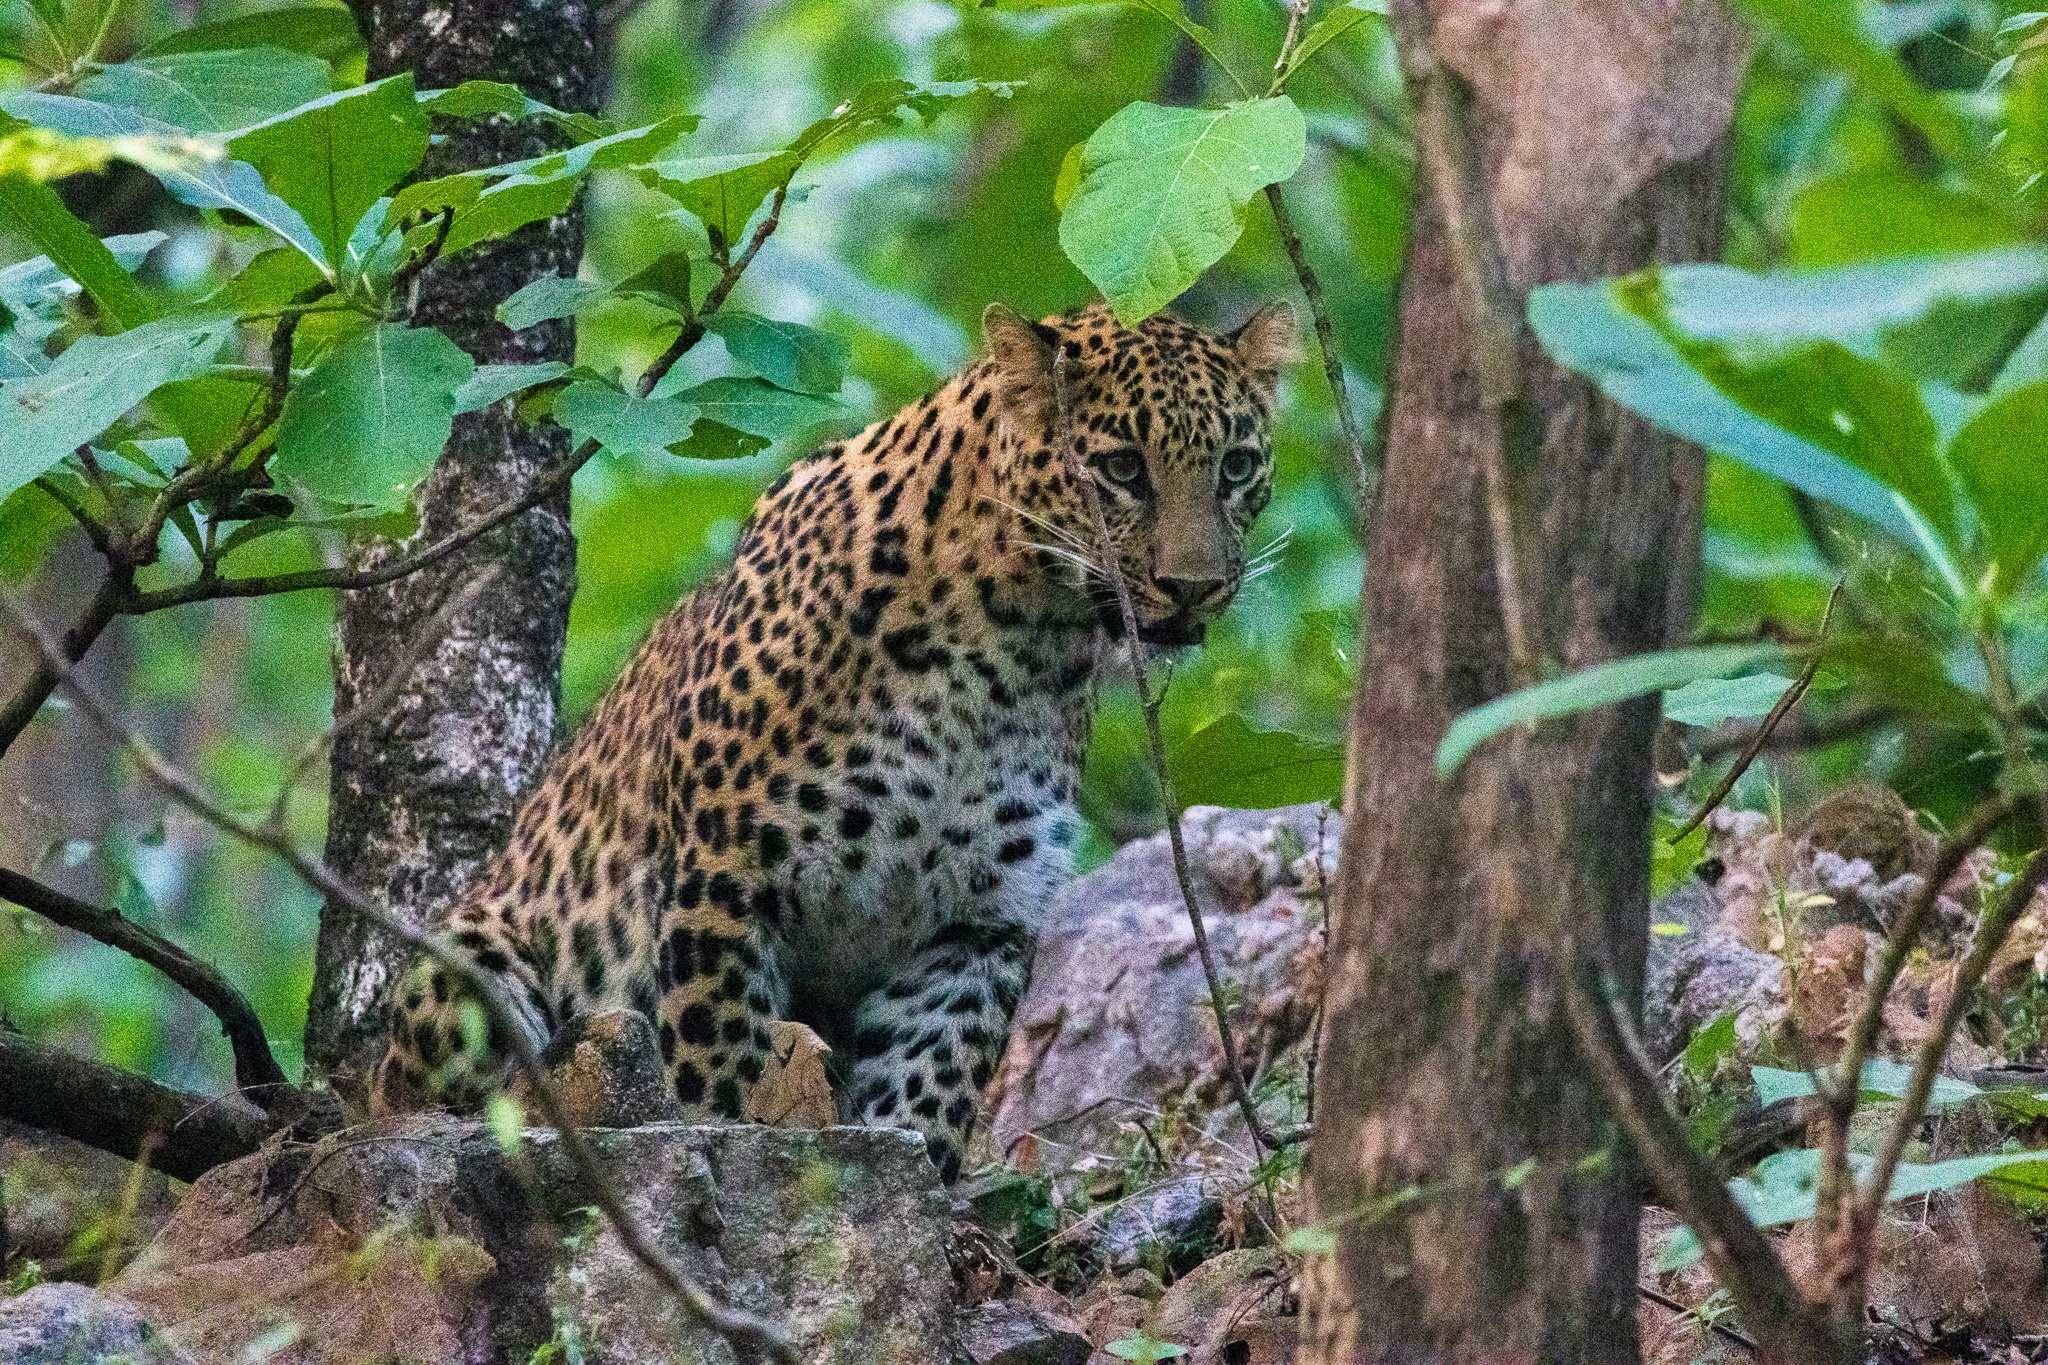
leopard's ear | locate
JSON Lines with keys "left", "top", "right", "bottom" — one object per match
{"left": 1230, "top": 301, "right": 1301, "bottom": 388}
{"left": 981, "top": 303, "right": 1060, "bottom": 421}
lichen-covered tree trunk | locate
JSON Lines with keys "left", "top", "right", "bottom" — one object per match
{"left": 1300, "top": 3, "right": 1743, "bottom": 1360}
{"left": 305, "top": 0, "right": 598, "bottom": 1099}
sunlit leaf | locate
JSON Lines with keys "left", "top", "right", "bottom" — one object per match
{"left": 0, "top": 179, "right": 159, "bottom": 329}
{"left": 555, "top": 380, "right": 701, "bottom": 461}
{"left": 1437, "top": 644, "right": 1790, "bottom": 776}
{"left": 1059, "top": 97, "right": 1306, "bottom": 323}
{"left": 641, "top": 149, "right": 800, "bottom": 248}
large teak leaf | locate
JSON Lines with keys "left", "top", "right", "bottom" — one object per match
{"left": 1058, "top": 97, "right": 1305, "bottom": 323}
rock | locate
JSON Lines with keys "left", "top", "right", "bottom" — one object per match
{"left": 111, "top": 1115, "right": 958, "bottom": 1364}
{"left": 513, "top": 1007, "right": 684, "bottom": 1128}
{"left": 0, "top": 1281, "right": 191, "bottom": 1364}
{"left": 982, "top": 805, "right": 1336, "bottom": 1172}
{"left": 1096, "top": 1175, "right": 1223, "bottom": 1274}
{"left": 959, "top": 1298, "right": 1091, "bottom": 1365}
{"left": 1643, "top": 916, "right": 1784, "bottom": 1064}
{"left": 0, "top": 1117, "right": 181, "bottom": 1279}
{"left": 1149, "top": 1247, "right": 1294, "bottom": 1364}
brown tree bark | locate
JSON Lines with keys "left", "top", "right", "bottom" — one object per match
{"left": 1300, "top": 4, "right": 1745, "bottom": 1361}
{"left": 304, "top": 0, "right": 598, "bottom": 1099}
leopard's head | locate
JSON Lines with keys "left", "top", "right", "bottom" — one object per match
{"left": 984, "top": 300, "right": 1299, "bottom": 645}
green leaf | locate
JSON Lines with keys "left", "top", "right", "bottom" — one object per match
{"left": 1663, "top": 672, "right": 1797, "bottom": 727}
{"left": 706, "top": 311, "right": 847, "bottom": 395}
{"left": 205, "top": 245, "right": 327, "bottom": 312}
{"left": 554, "top": 380, "right": 701, "bottom": 461}
{"left": 641, "top": 150, "right": 800, "bottom": 248}
{"left": 1436, "top": 643, "right": 1790, "bottom": 776}
{"left": 1167, "top": 714, "right": 1344, "bottom": 808}
{"left": 74, "top": 47, "right": 332, "bottom": 133}
{"left": 1947, "top": 380, "right": 2048, "bottom": 596}
{"left": 0, "top": 92, "right": 330, "bottom": 267}
{"left": 1753, "top": 1059, "right": 1982, "bottom": 1110}
{"left": 1058, "top": 97, "right": 1306, "bottom": 323}
{"left": 1652, "top": 815, "right": 1708, "bottom": 898}
{"left": 272, "top": 323, "right": 474, "bottom": 507}
{"left": 1991, "top": 310, "right": 2048, "bottom": 397}
{"left": 497, "top": 273, "right": 613, "bottom": 331}
{"left": 649, "top": 375, "right": 840, "bottom": 440}
{"left": 0, "top": 315, "right": 235, "bottom": 502}
{"left": 454, "top": 362, "right": 569, "bottom": 415}
{"left": 666, "top": 420, "right": 769, "bottom": 461}
{"left": 1647, "top": 248, "right": 2048, "bottom": 349}
{"left": 414, "top": 81, "right": 611, "bottom": 141}
{"left": 1658, "top": 1145, "right": 2048, "bottom": 1272}
{"left": 787, "top": 78, "right": 1020, "bottom": 160}
{"left": 1104, "top": 1337, "right": 1189, "bottom": 1363}
{"left": 139, "top": 6, "right": 362, "bottom": 65}
{"left": 227, "top": 75, "right": 429, "bottom": 263}
{"left": 386, "top": 116, "right": 697, "bottom": 258}
{"left": 0, "top": 177, "right": 159, "bottom": 328}
{"left": 1679, "top": 1012, "right": 1738, "bottom": 1081}
{"left": 1530, "top": 281, "right": 1926, "bottom": 545}
{"left": 1276, "top": 1, "right": 1387, "bottom": 87}
{"left": 1739, "top": 0, "right": 1988, "bottom": 175}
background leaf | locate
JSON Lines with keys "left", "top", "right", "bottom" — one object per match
{"left": 1946, "top": 380, "right": 2048, "bottom": 596}
{"left": 1663, "top": 673, "right": 1798, "bottom": 727}
{"left": 1166, "top": 714, "right": 1343, "bottom": 809}
{"left": 706, "top": 311, "right": 848, "bottom": 395}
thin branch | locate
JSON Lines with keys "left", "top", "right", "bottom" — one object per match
{"left": 1638, "top": 1281, "right": 1760, "bottom": 1355}
{"left": 1262, "top": 185, "right": 1373, "bottom": 497}
{"left": 0, "top": 865, "right": 291, "bottom": 1105}
{"left": 1811, "top": 788, "right": 2024, "bottom": 1263}
{"left": 1670, "top": 581, "right": 1844, "bottom": 846}
{"left": 0, "top": 567, "right": 129, "bottom": 759}
{"left": 1694, "top": 704, "right": 1888, "bottom": 761}
{"left": 1049, "top": 347, "right": 1279, "bottom": 1160}
{"left": 31, "top": 470, "right": 114, "bottom": 555}
{"left": 0, "top": 584, "right": 800, "bottom": 1365}
{"left": 1558, "top": 958, "right": 1820, "bottom": 1361}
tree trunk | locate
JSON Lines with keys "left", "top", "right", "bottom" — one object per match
{"left": 1300, "top": 4, "right": 1744, "bottom": 1361}
{"left": 304, "top": 0, "right": 598, "bottom": 1099}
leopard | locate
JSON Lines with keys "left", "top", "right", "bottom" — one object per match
{"left": 373, "top": 298, "right": 1299, "bottom": 1182}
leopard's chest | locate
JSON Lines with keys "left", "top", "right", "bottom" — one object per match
{"left": 768, "top": 646, "right": 1092, "bottom": 1014}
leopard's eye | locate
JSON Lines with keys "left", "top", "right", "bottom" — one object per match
{"left": 1218, "top": 447, "right": 1260, "bottom": 487}
{"left": 1100, "top": 449, "right": 1146, "bottom": 487}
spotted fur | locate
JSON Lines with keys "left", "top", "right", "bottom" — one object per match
{"left": 373, "top": 301, "right": 1297, "bottom": 1181}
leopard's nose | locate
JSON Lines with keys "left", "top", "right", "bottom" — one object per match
{"left": 1155, "top": 574, "right": 1227, "bottom": 610}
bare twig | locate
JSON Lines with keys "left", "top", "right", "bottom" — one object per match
{"left": 1047, "top": 348, "right": 1279, "bottom": 1161}
{"left": 1813, "top": 789, "right": 2024, "bottom": 1258}
{"left": 1670, "top": 581, "right": 1845, "bottom": 846}
{"left": 1638, "top": 1281, "right": 1760, "bottom": 1355}
{"left": 0, "top": 584, "right": 800, "bottom": 1365}
{"left": 0, "top": 865, "right": 290, "bottom": 1106}
{"left": 1558, "top": 957, "right": 1822, "bottom": 1361}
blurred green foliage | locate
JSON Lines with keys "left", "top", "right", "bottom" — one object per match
{"left": 0, "top": 0, "right": 2041, "bottom": 1102}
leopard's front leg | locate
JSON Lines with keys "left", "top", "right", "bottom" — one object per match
{"left": 653, "top": 874, "right": 782, "bottom": 1118}
{"left": 846, "top": 918, "right": 1031, "bottom": 1183}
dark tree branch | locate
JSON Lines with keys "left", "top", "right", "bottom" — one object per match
{"left": 0, "top": 866, "right": 290, "bottom": 1105}
{"left": 0, "top": 1030, "right": 269, "bottom": 1182}
{"left": 0, "top": 568, "right": 128, "bottom": 760}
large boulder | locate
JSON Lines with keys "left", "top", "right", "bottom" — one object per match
{"left": 111, "top": 1116, "right": 958, "bottom": 1364}
{"left": 0, "top": 1280, "right": 191, "bottom": 1364}
{"left": 0, "top": 1117, "right": 181, "bottom": 1279}
{"left": 981, "top": 805, "right": 1335, "bottom": 1174}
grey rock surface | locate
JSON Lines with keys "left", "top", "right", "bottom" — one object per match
{"left": 1097, "top": 1174, "right": 1224, "bottom": 1273}
{"left": 958, "top": 1297, "right": 1092, "bottom": 1365}
{"left": 981, "top": 805, "right": 1335, "bottom": 1172}
{"left": 111, "top": 1115, "right": 957, "bottom": 1364}
{"left": 0, "top": 1281, "right": 191, "bottom": 1364}
{"left": 0, "top": 1117, "right": 180, "bottom": 1279}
